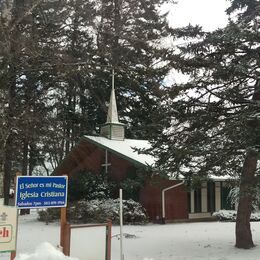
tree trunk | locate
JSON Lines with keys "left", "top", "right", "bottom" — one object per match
{"left": 29, "top": 144, "right": 36, "bottom": 176}
{"left": 2, "top": 0, "right": 22, "bottom": 204}
{"left": 3, "top": 53, "right": 17, "bottom": 205}
{"left": 22, "top": 139, "right": 29, "bottom": 176}
{"left": 112, "top": 0, "right": 121, "bottom": 66}
{"left": 3, "top": 135, "right": 13, "bottom": 205}
{"left": 65, "top": 93, "right": 72, "bottom": 155}
{"left": 235, "top": 149, "right": 257, "bottom": 249}
{"left": 20, "top": 140, "right": 30, "bottom": 215}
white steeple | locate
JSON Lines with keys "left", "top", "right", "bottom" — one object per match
{"left": 106, "top": 71, "right": 119, "bottom": 123}
{"left": 100, "top": 69, "right": 125, "bottom": 140}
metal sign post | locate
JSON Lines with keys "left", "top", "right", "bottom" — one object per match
{"left": 119, "top": 189, "right": 124, "bottom": 260}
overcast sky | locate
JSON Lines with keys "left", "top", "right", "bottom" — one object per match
{"left": 161, "top": 1, "right": 230, "bottom": 85}
{"left": 163, "top": 0, "right": 230, "bottom": 31}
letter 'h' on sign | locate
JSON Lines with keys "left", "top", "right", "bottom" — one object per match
{"left": 0, "top": 226, "right": 10, "bottom": 238}
{"left": 0, "top": 226, "right": 12, "bottom": 243}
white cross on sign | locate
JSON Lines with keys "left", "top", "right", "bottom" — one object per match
{"left": 0, "top": 212, "right": 7, "bottom": 221}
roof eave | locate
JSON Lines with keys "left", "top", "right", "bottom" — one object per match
{"left": 82, "top": 136, "right": 150, "bottom": 168}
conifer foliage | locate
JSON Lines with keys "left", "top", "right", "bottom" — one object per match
{"left": 0, "top": 0, "right": 173, "bottom": 202}
{"left": 149, "top": 0, "right": 260, "bottom": 249}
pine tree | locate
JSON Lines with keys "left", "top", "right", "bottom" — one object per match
{"left": 0, "top": 0, "right": 68, "bottom": 201}
{"left": 149, "top": 0, "right": 260, "bottom": 248}
{"left": 92, "top": 0, "right": 173, "bottom": 139}
{"left": 38, "top": 0, "right": 175, "bottom": 169}
{"left": 0, "top": 0, "right": 33, "bottom": 203}
{"left": 1, "top": 0, "right": 174, "bottom": 201}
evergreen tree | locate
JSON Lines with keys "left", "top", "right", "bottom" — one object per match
{"left": 38, "top": 0, "right": 175, "bottom": 169}
{"left": 149, "top": 0, "right": 260, "bottom": 249}
{"left": 0, "top": 0, "right": 39, "bottom": 203}
{"left": 0, "top": 0, "right": 68, "bottom": 201}
{"left": 0, "top": 0, "right": 175, "bottom": 202}
{"left": 92, "top": 0, "right": 173, "bottom": 139}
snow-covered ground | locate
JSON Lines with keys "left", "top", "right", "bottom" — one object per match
{"left": 2, "top": 212, "right": 260, "bottom": 260}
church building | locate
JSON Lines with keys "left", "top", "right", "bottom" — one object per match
{"left": 54, "top": 83, "right": 234, "bottom": 222}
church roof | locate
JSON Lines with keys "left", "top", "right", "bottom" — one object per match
{"left": 83, "top": 135, "right": 155, "bottom": 167}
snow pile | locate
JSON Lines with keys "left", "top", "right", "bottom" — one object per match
{"left": 213, "top": 210, "right": 260, "bottom": 221}
{"left": 15, "top": 242, "right": 78, "bottom": 260}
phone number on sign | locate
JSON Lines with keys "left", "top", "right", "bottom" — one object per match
{"left": 43, "top": 201, "right": 65, "bottom": 206}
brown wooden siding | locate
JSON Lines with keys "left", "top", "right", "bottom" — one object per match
{"left": 55, "top": 139, "right": 189, "bottom": 221}
{"left": 140, "top": 178, "right": 189, "bottom": 221}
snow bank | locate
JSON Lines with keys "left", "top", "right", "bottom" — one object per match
{"left": 14, "top": 241, "right": 152, "bottom": 260}
{"left": 6, "top": 211, "right": 260, "bottom": 260}
{"left": 213, "top": 210, "right": 260, "bottom": 221}
{"left": 15, "top": 242, "right": 78, "bottom": 260}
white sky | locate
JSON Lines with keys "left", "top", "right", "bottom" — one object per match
{"left": 163, "top": 0, "right": 230, "bottom": 31}
{"left": 161, "top": 0, "right": 230, "bottom": 85}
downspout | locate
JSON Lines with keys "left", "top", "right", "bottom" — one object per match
{"left": 161, "top": 180, "right": 185, "bottom": 224}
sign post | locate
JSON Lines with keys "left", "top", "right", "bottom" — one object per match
{"left": 10, "top": 172, "right": 21, "bottom": 260}
{"left": 119, "top": 189, "right": 124, "bottom": 260}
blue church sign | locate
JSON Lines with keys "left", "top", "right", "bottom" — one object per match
{"left": 15, "top": 176, "right": 68, "bottom": 209}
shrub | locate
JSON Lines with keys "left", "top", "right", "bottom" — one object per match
{"left": 228, "top": 186, "right": 260, "bottom": 211}
{"left": 38, "top": 199, "right": 149, "bottom": 225}
{"left": 213, "top": 210, "right": 260, "bottom": 222}
{"left": 38, "top": 208, "right": 60, "bottom": 223}
{"left": 68, "top": 170, "right": 111, "bottom": 202}
{"left": 69, "top": 199, "right": 148, "bottom": 224}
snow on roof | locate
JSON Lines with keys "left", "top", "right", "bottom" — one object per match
{"left": 209, "top": 175, "right": 237, "bottom": 181}
{"left": 83, "top": 135, "right": 156, "bottom": 167}
{"left": 82, "top": 136, "right": 234, "bottom": 181}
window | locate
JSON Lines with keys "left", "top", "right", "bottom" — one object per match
{"left": 194, "top": 188, "right": 201, "bottom": 213}
{"left": 207, "top": 181, "right": 215, "bottom": 213}
{"left": 221, "top": 182, "right": 234, "bottom": 210}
